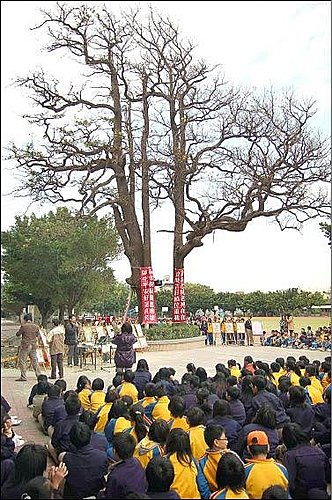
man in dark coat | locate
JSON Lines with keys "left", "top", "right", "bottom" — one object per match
{"left": 111, "top": 322, "right": 137, "bottom": 372}
{"left": 64, "top": 315, "right": 79, "bottom": 367}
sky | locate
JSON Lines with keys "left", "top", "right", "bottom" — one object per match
{"left": 1, "top": 1, "right": 331, "bottom": 294}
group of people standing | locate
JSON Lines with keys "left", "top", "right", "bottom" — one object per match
{"left": 15, "top": 314, "right": 138, "bottom": 382}
{"left": 199, "top": 316, "right": 254, "bottom": 347}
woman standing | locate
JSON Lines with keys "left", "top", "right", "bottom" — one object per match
{"left": 111, "top": 322, "right": 137, "bottom": 372}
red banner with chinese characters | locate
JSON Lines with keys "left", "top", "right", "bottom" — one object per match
{"left": 140, "top": 267, "right": 158, "bottom": 324}
{"left": 172, "top": 268, "right": 186, "bottom": 323}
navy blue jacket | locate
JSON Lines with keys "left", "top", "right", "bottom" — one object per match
{"left": 41, "top": 396, "right": 64, "bottom": 429}
{"left": 90, "top": 431, "right": 108, "bottom": 452}
{"left": 286, "top": 404, "right": 315, "bottom": 437}
{"left": 133, "top": 370, "right": 152, "bottom": 399}
{"left": 235, "top": 423, "right": 279, "bottom": 459}
{"left": 207, "top": 415, "right": 242, "bottom": 451}
{"left": 315, "top": 402, "right": 331, "bottom": 422}
{"left": 228, "top": 399, "right": 246, "bottom": 427}
{"left": 251, "top": 390, "right": 290, "bottom": 428}
{"left": 63, "top": 444, "right": 108, "bottom": 499}
{"left": 183, "top": 391, "right": 198, "bottom": 411}
{"left": 1, "top": 433, "right": 15, "bottom": 461}
{"left": 53, "top": 403, "right": 68, "bottom": 425}
{"left": 103, "top": 457, "right": 147, "bottom": 499}
{"left": 284, "top": 444, "right": 330, "bottom": 498}
{"left": 51, "top": 414, "right": 79, "bottom": 453}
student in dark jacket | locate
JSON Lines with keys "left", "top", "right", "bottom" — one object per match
{"left": 196, "top": 388, "right": 213, "bottom": 425}
{"left": 207, "top": 400, "right": 241, "bottom": 451}
{"left": 101, "top": 432, "right": 147, "bottom": 499}
{"left": 182, "top": 375, "right": 200, "bottom": 411}
{"left": 251, "top": 376, "right": 290, "bottom": 429}
{"left": 62, "top": 421, "right": 108, "bottom": 499}
{"left": 79, "top": 410, "right": 108, "bottom": 452}
{"left": 277, "top": 376, "right": 292, "bottom": 410}
{"left": 1, "top": 395, "right": 11, "bottom": 414}
{"left": 27, "top": 374, "right": 52, "bottom": 406}
{"left": 146, "top": 456, "right": 180, "bottom": 499}
{"left": 1, "top": 412, "right": 16, "bottom": 462}
{"left": 315, "top": 385, "right": 331, "bottom": 422}
{"left": 134, "top": 359, "right": 152, "bottom": 400}
{"left": 225, "top": 386, "right": 246, "bottom": 427}
{"left": 51, "top": 395, "right": 81, "bottom": 458}
{"left": 239, "top": 375, "right": 254, "bottom": 424}
{"left": 1, "top": 444, "right": 48, "bottom": 499}
{"left": 155, "top": 368, "right": 178, "bottom": 398}
{"left": 286, "top": 386, "right": 315, "bottom": 437}
{"left": 282, "top": 422, "right": 330, "bottom": 499}
{"left": 236, "top": 405, "right": 279, "bottom": 460}
{"left": 39, "top": 384, "right": 65, "bottom": 435}
{"left": 52, "top": 390, "right": 78, "bottom": 426}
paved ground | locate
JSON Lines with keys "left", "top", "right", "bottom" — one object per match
{"left": 1, "top": 341, "right": 329, "bottom": 449}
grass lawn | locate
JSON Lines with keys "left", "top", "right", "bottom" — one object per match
{"left": 255, "top": 316, "right": 330, "bottom": 333}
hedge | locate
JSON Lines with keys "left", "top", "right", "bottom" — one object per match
{"left": 145, "top": 323, "right": 201, "bottom": 340}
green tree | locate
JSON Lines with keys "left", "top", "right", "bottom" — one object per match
{"left": 89, "top": 282, "right": 134, "bottom": 317}
{"left": 320, "top": 222, "right": 331, "bottom": 245}
{"left": 184, "top": 284, "right": 216, "bottom": 314}
{"left": 1, "top": 208, "right": 122, "bottom": 325}
{"left": 155, "top": 288, "right": 173, "bottom": 316}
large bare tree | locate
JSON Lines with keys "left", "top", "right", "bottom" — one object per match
{"left": 7, "top": 4, "right": 331, "bottom": 319}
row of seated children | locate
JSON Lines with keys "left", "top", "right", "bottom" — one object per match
{"left": 1, "top": 353, "right": 330, "bottom": 499}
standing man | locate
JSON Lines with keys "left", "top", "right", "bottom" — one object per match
{"left": 16, "top": 313, "right": 41, "bottom": 382}
{"left": 65, "top": 315, "right": 79, "bottom": 367}
{"left": 245, "top": 315, "right": 254, "bottom": 347}
{"left": 47, "top": 318, "right": 65, "bottom": 379}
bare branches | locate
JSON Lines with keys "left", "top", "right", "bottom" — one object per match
{"left": 7, "top": 3, "right": 331, "bottom": 276}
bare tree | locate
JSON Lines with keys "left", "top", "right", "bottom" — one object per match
{"left": 7, "top": 4, "right": 331, "bottom": 320}
{"left": 130, "top": 10, "right": 330, "bottom": 271}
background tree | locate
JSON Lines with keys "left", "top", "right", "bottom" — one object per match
{"left": 1, "top": 208, "right": 121, "bottom": 325}
{"left": 6, "top": 4, "right": 330, "bottom": 322}
{"left": 320, "top": 222, "right": 331, "bottom": 245}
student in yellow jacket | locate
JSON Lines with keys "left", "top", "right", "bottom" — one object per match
{"left": 138, "top": 383, "right": 158, "bottom": 426}
{"left": 244, "top": 431, "right": 289, "bottom": 499}
{"left": 299, "top": 377, "right": 324, "bottom": 405}
{"left": 166, "top": 428, "right": 200, "bottom": 499}
{"left": 94, "top": 388, "right": 117, "bottom": 433}
{"left": 152, "top": 385, "right": 172, "bottom": 422}
{"left": 76, "top": 375, "right": 92, "bottom": 410}
{"left": 197, "top": 424, "right": 243, "bottom": 498}
{"left": 210, "top": 452, "right": 249, "bottom": 499}
{"left": 304, "top": 365, "right": 324, "bottom": 395}
{"left": 134, "top": 418, "right": 170, "bottom": 469}
{"left": 227, "top": 359, "right": 241, "bottom": 380}
{"left": 116, "top": 370, "right": 139, "bottom": 404}
{"left": 187, "top": 407, "right": 208, "bottom": 461}
{"left": 89, "top": 378, "right": 106, "bottom": 413}
{"left": 169, "top": 395, "right": 190, "bottom": 432}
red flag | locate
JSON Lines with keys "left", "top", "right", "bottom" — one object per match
{"left": 140, "top": 267, "right": 158, "bottom": 324}
{"left": 172, "top": 268, "right": 186, "bottom": 323}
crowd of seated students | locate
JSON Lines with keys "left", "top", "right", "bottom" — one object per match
{"left": 263, "top": 325, "right": 331, "bottom": 350}
{"left": 1, "top": 354, "right": 331, "bottom": 499}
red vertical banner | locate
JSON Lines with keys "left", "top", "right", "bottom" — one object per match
{"left": 140, "top": 267, "right": 158, "bottom": 324}
{"left": 172, "top": 268, "right": 186, "bottom": 323}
